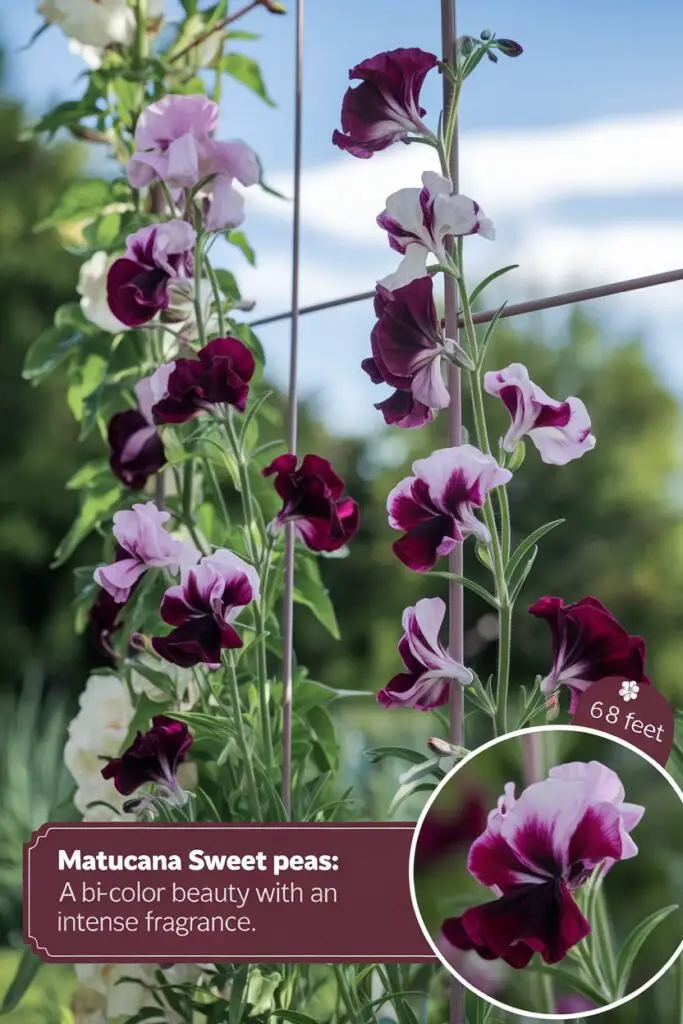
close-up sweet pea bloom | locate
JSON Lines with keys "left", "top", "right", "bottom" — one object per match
{"left": 149, "top": 337, "right": 256, "bottom": 423}
{"left": 107, "top": 376, "right": 166, "bottom": 490}
{"left": 332, "top": 48, "right": 438, "bottom": 158}
{"left": 484, "top": 363, "right": 596, "bottom": 465}
{"left": 94, "top": 502, "right": 199, "bottom": 604}
{"left": 387, "top": 445, "right": 512, "bottom": 571}
{"left": 377, "top": 597, "right": 473, "bottom": 709}
{"left": 152, "top": 549, "right": 260, "bottom": 667}
{"left": 77, "top": 251, "right": 128, "bottom": 334}
{"left": 378, "top": 171, "right": 495, "bottom": 290}
{"left": 127, "top": 94, "right": 259, "bottom": 228}
{"left": 263, "top": 453, "right": 360, "bottom": 553}
{"left": 101, "top": 715, "right": 193, "bottom": 805}
{"left": 530, "top": 595, "right": 651, "bottom": 714}
{"left": 440, "top": 761, "right": 644, "bottom": 968}
{"left": 107, "top": 220, "right": 195, "bottom": 328}
{"left": 362, "top": 276, "right": 470, "bottom": 428}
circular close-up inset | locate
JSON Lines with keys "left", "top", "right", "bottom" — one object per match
{"left": 409, "top": 726, "right": 683, "bottom": 1021}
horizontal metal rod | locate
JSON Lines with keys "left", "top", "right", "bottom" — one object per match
{"left": 248, "top": 267, "right": 683, "bottom": 329}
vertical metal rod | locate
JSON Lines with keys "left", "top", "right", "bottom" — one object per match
{"left": 281, "top": 0, "right": 304, "bottom": 820}
{"left": 441, "top": 3, "right": 465, "bottom": 1023}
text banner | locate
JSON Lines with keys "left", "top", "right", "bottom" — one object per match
{"left": 24, "top": 821, "right": 434, "bottom": 963}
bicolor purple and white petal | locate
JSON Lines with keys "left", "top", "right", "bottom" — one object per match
{"left": 152, "top": 550, "right": 260, "bottom": 668}
{"left": 440, "top": 761, "right": 643, "bottom": 968}
{"left": 378, "top": 597, "right": 473, "bottom": 709}
{"left": 387, "top": 444, "right": 512, "bottom": 572}
{"left": 484, "top": 363, "right": 596, "bottom": 465}
{"left": 378, "top": 171, "right": 494, "bottom": 290}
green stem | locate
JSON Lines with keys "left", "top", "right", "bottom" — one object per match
{"left": 495, "top": 601, "right": 511, "bottom": 735}
{"left": 334, "top": 967, "right": 363, "bottom": 1024}
{"left": 193, "top": 231, "right": 207, "bottom": 348}
{"left": 497, "top": 480, "right": 512, "bottom": 564}
{"left": 223, "top": 651, "right": 261, "bottom": 818}
{"left": 204, "top": 254, "right": 226, "bottom": 336}
{"left": 224, "top": 410, "right": 274, "bottom": 768}
{"left": 181, "top": 459, "right": 207, "bottom": 555}
{"left": 134, "top": 0, "right": 148, "bottom": 115}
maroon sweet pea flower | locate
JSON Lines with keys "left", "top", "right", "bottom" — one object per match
{"left": 101, "top": 716, "right": 193, "bottom": 805}
{"left": 441, "top": 762, "right": 644, "bottom": 968}
{"left": 363, "top": 277, "right": 470, "bottom": 429}
{"left": 529, "top": 595, "right": 651, "bottom": 714}
{"left": 150, "top": 337, "right": 255, "bottom": 424}
{"left": 90, "top": 587, "right": 124, "bottom": 660}
{"left": 387, "top": 445, "right": 511, "bottom": 572}
{"left": 415, "top": 793, "right": 488, "bottom": 868}
{"left": 107, "top": 221, "right": 195, "bottom": 328}
{"left": 108, "top": 378, "right": 165, "bottom": 490}
{"left": 263, "top": 454, "right": 360, "bottom": 553}
{"left": 378, "top": 597, "right": 472, "bottom": 709}
{"left": 152, "top": 549, "right": 260, "bottom": 668}
{"left": 332, "top": 48, "right": 438, "bottom": 158}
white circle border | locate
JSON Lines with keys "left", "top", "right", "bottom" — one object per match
{"left": 407, "top": 723, "right": 683, "bottom": 1020}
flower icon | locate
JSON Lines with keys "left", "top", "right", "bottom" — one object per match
{"left": 619, "top": 680, "right": 640, "bottom": 702}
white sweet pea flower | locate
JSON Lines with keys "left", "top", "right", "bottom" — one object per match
{"left": 77, "top": 251, "right": 127, "bottom": 334}
{"left": 73, "top": 963, "right": 204, "bottom": 1024}
{"left": 377, "top": 170, "right": 494, "bottom": 290}
{"left": 40, "top": 0, "right": 165, "bottom": 49}
{"left": 63, "top": 672, "right": 135, "bottom": 820}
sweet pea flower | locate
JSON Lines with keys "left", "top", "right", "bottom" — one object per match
{"left": 108, "top": 377, "right": 166, "bottom": 490}
{"left": 152, "top": 550, "right": 260, "bottom": 667}
{"left": 107, "top": 220, "right": 195, "bottom": 328}
{"left": 150, "top": 337, "right": 255, "bottom": 424}
{"left": 362, "top": 276, "right": 470, "bottom": 428}
{"left": 39, "top": 0, "right": 138, "bottom": 48}
{"left": 440, "top": 762, "right": 644, "bottom": 967}
{"left": 484, "top": 363, "right": 596, "bottom": 465}
{"left": 387, "top": 445, "right": 511, "bottom": 572}
{"left": 555, "top": 994, "right": 597, "bottom": 1014}
{"left": 101, "top": 716, "right": 193, "bottom": 805}
{"left": 378, "top": 597, "right": 473, "bottom": 709}
{"left": 127, "top": 95, "right": 259, "bottom": 229}
{"left": 89, "top": 588, "right": 125, "bottom": 660}
{"left": 262, "top": 454, "right": 360, "bottom": 553}
{"left": 415, "top": 792, "right": 488, "bottom": 867}
{"left": 77, "top": 251, "right": 128, "bottom": 334}
{"left": 94, "top": 502, "right": 199, "bottom": 604}
{"left": 332, "top": 48, "right": 438, "bottom": 158}
{"left": 377, "top": 171, "right": 494, "bottom": 290}
{"left": 529, "top": 595, "right": 651, "bottom": 714}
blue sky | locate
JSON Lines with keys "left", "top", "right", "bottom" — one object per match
{"left": 4, "top": 1, "right": 683, "bottom": 434}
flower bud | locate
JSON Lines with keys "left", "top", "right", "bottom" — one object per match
{"left": 427, "top": 737, "right": 469, "bottom": 759}
{"left": 457, "top": 35, "right": 476, "bottom": 57}
{"left": 496, "top": 38, "right": 524, "bottom": 57}
{"left": 506, "top": 439, "right": 526, "bottom": 471}
{"left": 260, "top": 0, "right": 287, "bottom": 10}
{"left": 479, "top": 29, "right": 493, "bottom": 41}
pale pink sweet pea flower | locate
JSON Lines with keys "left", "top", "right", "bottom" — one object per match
{"left": 483, "top": 363, "right": 596, "bottom": 465}
{"left": 441, "top": 762, "right": 643, "bottom": 968}
{"left": 127, "top": 96, "right": 259, "bottom": 231}
{"left": 94, "top": 502, "right": 199, "bottom": 604}
{"left": 377, "top": 171, "right": 494, "bottom": 290}
{"left": 387, "top": 444, "right": 512, "bottom": 572}
{"left": 377, "top": 597, "right": 473, "bottom": 709}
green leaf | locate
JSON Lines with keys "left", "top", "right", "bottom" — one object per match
{"left": 306, "top": 704, "right": 339, "bottom": 772}
{"left": 67, "top": 352, "right": 108, "bottom": 422}
{"left": 469, "top": 264, "right": 518, "bottom": 307}
{"left": 52, "top": 482, "right": 123, "bottom": 568}
{"left": 506, "top": 518, "right": 565, "bottom": 583}
{"left": 220, "top": 53, "right": 275, "bottom": 106}
{"left": 214, "top": 268, "right": 242, "bottom": 300}
{"left": 426, "top": 570, "right": 498, "bottom": 608}
{"left": 364, "top": 746, "right": 428, "bottom": 766}
{"left": 293, "top": 555, "right": 340, "bottom": 639}
{"left": 508, "top": 546, "right": 538, "bottom": 604}
{"left": 0, "top": 949, "right": 42, "bottom": 1014}
{"left": 616, "top": 904, "right": 679, "bottom": 997}
{"left": 268, "top": 1013, "right": 321, "bottom": 1024}
{"left": 226, "top": 230, "right": 256, "bottom": 266}
{"left": 23, "top": 324, "right": 83, "bottom": 384}
{"left": 527, "top": 964, "right": 604, "bottom": 1006}
{"left": 35, "top": 178, "right": 128, "bottom": 231}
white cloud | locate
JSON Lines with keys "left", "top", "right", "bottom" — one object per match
{"left": 247, "top": 110, "right": 683, "bottom": 247}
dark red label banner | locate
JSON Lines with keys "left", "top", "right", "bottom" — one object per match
{"left": 24, "top": 822, "right": 434, "bottom": 963}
